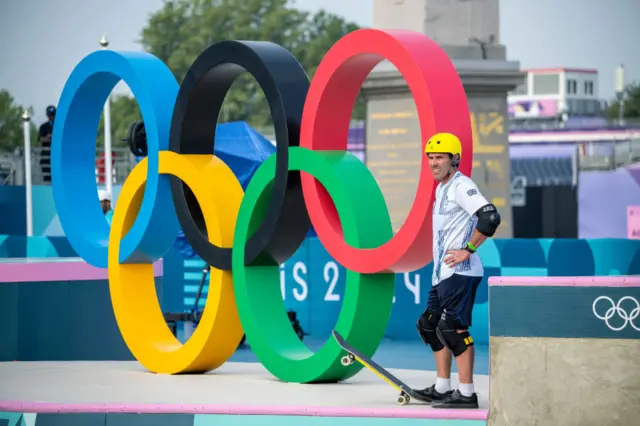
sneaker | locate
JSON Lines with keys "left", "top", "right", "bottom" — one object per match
{"left": 431, "top": 390, "right": 479, "bottom": 409}
{"left": 413, "top": 384, "right": 453, "bottom": 403}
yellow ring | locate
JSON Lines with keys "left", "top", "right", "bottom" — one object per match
{"left": 108, "top": 151, "right": 244, "bottom": 374}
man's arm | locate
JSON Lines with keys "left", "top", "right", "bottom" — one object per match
{"left": 466, "top": 228, "right": 489, "bottom": 252}
{"left": 444, "top": 180, "right": 501, "bottom": 266}
{"left": 466, "top": 203, "right": 501, "bottom": 251}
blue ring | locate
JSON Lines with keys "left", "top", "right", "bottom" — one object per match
{"left": 51, "top": 50, "right": 180, "bottom": 268}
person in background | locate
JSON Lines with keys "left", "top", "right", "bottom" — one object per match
{"left": 99, "top": 190, "right": 113, "bottom": 225}
{"left": 38, "top": 105, "right": 56, "bottom": 182}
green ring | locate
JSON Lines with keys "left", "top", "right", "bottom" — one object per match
{"left": 232, "top": 147, "right": 395, "bottom": 383}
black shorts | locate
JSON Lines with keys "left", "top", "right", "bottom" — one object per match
{"left": 425, "top": 273, "right": 482, "bottom": 328}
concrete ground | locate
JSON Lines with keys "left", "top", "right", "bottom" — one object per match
{"left": 0, "top": 361, "right": 488, "bottom": 418}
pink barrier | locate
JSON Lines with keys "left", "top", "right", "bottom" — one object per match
{"left": 0, "top": 400, "right": 488, "bottom": 420}
{"left": 489, "top": 275, "right": 640, "bottom": 287}
{"left": 0, "top": 258, "right": 163, "bottom": 283}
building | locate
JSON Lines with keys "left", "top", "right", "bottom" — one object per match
{"left": 508, "top": 68, "right": 605, "bottom": 129}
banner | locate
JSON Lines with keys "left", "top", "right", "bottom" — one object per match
{"left": 629, "top": 206, "right": 640, "bottom": 239}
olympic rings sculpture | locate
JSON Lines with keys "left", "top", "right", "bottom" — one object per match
{"left": 51, "top": 29, "right": 473, "bottom": 383}
{"left": 592, "top": 296, "right": 640, "bottom": 332}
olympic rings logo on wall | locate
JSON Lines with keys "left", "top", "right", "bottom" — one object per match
{"left": 592, "top": 296, "right": 640, "bottom": 332}
{"left": 51, "top": 29, "right": 473, "bottom": 384}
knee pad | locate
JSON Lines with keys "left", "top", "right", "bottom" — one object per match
{"left": 417, "top": 310, "right": 444, "bottom": 352}
{"left": 436, "top": 314, "right": 474, "bottom": 357}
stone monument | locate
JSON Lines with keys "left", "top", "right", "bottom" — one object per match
{"left": 363, "top": 0, "right": 524, "bottom": 238}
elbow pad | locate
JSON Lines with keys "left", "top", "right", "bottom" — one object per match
{"left": 476, "top": 204, "right": 501, "bottom": 237}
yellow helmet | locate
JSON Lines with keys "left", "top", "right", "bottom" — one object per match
{"left": 424, "top": 132, "right": 462, "bottom": 159}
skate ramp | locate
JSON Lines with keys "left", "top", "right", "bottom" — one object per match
{"left": 488, "top": 276, "right": 640, "bottom": 426}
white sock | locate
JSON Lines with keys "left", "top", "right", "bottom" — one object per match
{"left": 459, "top": 382, "right": 475, "bottom": 397}
{"left": 435, "top": 377, "right": 451, "bottom": 393}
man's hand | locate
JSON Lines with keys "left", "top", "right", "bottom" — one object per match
{"left": 444, "top": 249, "right": 470, "bottom": 267}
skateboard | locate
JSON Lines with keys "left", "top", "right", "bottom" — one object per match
{"left": 332, "top": 329, "right": 424, "bottom": 406}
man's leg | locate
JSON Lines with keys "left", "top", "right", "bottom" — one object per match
{"left": 434, "top": 337, "right": 452, "bottom": 387}
{"left": 414, "top": 286, "right": 453, "bottom": 402}
{"left": 453, "top": 276, "right": 482, "bottom": 396}
{"left": 432, "top": 274, "right": 482, "bottom": 409}
{"left": 455, "top": 333, "right": 475, "bottom": 393}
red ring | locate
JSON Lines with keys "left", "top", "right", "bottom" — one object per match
{"left": 300, "top": 29, "right": 473, "bottom": 273}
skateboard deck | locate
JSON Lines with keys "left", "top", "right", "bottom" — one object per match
{"left": 332, "top": 329, "right": 424, "bottom": 406}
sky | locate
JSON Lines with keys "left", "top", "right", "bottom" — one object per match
{"left": 1, "top": 0, "right": 639, "bottom": 124}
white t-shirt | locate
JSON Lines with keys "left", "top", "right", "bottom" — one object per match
{"left": 432, "top": 171, "right": 489, "bottom": 286}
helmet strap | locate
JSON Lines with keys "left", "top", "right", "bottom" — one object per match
{"left": 444, "top": 168, "right": 453, "bottom": 180}
{"left": 451, "top": 154, "right": 460, "bottom": 168}
{"left": 443, "top": 154, "right": 459, "bottom": 180}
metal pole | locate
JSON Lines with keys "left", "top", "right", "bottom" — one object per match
{"left": 571, "top": 143, "right": 579, "bottom": 187}
{"left": 22, "top": 110, "right": 33, "bottom": 236}
{"left": 100, "top": 34, "right": 113, "bottom": 197}
{"left": 618, "top": 98, "right": 625, "bottom": 126}
{"left": 615, "top": 64, "right": 625, "bottom": 126}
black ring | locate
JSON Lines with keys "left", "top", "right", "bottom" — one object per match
{"left": 169, "top": 40, "right": 311, "bottom": 270}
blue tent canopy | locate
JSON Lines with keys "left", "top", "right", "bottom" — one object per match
{"left": 212, "top": 121, "right": 276, "bottom": 189}
{"left": 172, "top": 121, "right": 315, "bottom": 260}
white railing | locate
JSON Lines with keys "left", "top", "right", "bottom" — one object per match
{"left": 0, "top": 146, "right": 138, "bottom": 186}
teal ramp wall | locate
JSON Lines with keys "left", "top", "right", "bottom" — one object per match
{"left": 0, "top": 413, "right": 485, "bottom": 426}
{"left": 2, "top": 233, "right": 639, "bottom": 347}
{"left": 0, "top": 235, "right": 77, "bottom": 258}
{"left": 0, "top": 184, "right": 121, "bottom": 237}
{"left": 169, "top": 237, "right": 640, "bottom": 346}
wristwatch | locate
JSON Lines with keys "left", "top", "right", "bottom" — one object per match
{"left": 464, "top": 242, "right": 476, "bottom": 254}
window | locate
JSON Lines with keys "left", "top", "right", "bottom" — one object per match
{"left": 567, "top": 99, "right": 578, "bottom": 114}
{"left": 567, "top": 79, "right": 578, "bottom": 94}
{"left": 584, "top": 81, "right": 594, "bottom": 96}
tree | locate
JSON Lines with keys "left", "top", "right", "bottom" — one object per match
{"left": 606, "top": 81, "right": 640, "bottom": 121}
{"left": 0, "top": 89, "right": 36, "bottom": 153}
{"left": 104, "top": 0, "right": 363, "bottom": 148}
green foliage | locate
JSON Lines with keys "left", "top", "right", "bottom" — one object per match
{"left": 107, "top": 0, "right": 363, "bottom": 147}
{"left": 0, "top": 89, "right": 36, "bottom": 152}
{"left": 606, "top": 81, "right": 640, "bottom": 120}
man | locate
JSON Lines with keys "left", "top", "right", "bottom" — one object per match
{"left": 38, "top": 105, "right": 56, "bottom": 182}
{"left": 414, "top": 132, "right": 501, "bottom": 409}
{"left": 99, "top": 190, "right": 113, "bottom": 225}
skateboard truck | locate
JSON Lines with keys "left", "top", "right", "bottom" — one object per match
{"left": 396, "top": 392, "right": 410, "bottom": 406}
{"left": 341, "top": 354, "right": 355, "bottom": 366}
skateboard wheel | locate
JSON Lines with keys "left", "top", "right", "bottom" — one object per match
{"left": 396, "top": 394, "right": 409, "bottom": 406}
{"left": 341, "top": 355, "right": 353, "bottom": 366}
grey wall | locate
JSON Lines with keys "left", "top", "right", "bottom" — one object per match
{"left": 365, "top": 95, "right": 421, "bottom": 234}
{"left": 363, "top": 91, "right": 514, "bottom": 239}
{"left": 466, "top": 95, "right": 513, "bottom": 239}
{"left": 373, "top": 0, "right": 501, "bottom": 47}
